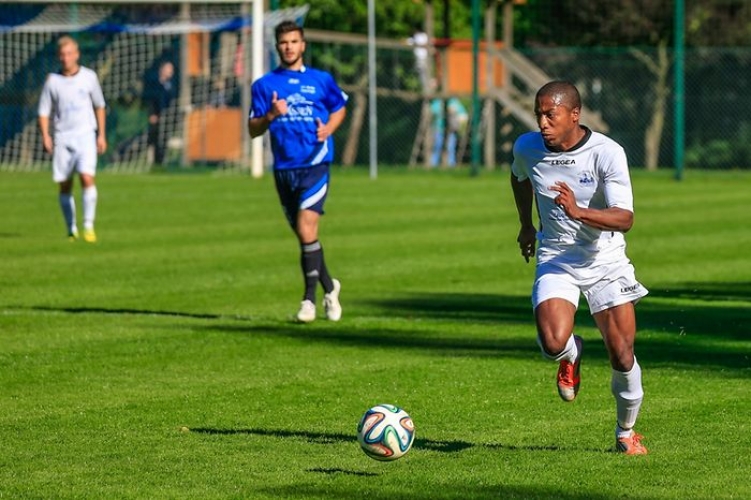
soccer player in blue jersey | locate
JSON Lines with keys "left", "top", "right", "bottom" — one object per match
{"left": 248, "top": 21, "right": 348, "bottom": 323}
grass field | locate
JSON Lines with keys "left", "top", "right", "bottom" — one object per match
{"left": 1, "top": 168, "right": 750, "bottom": 499}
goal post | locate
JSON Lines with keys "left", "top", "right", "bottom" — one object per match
{"left": 0, "top": 1, "right": 308, "bottom": 175}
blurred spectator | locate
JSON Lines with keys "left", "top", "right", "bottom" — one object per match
{"left": 446, "top": 96, "right": 468, "bottom": 166}
{"left": 144, "top": 60, "right": 176, "bottom": 165}
{"left": 407, "top": 24, "right": 429, "bottom": 93}
{"left": 209, "top": 77, "right": 228, "bottom": 108}
{"left": 430, "top": 96, "right": 467, "bottom": 167}
{"left": 429, "top": 97, "right": 445, "bottom": 167}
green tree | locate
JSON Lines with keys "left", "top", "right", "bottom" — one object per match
{"left": 515, "top": 0, "right": 751, "bottom": 169}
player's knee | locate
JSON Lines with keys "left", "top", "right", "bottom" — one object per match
{"left": 536, "top": 331, "right": 568, "bottom": 360}
{"left": 609, "top": 349, "right": 635, "bottom": 372}
{"left": 80, "top": 174, "right": 95, "bottom": 188}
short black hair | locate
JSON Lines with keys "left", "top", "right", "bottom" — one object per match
{"left": 537, "top": 81, "right": 581, "bottom": 110}
{"left": 275, "top": 20, "right": 304, "bottom": 42}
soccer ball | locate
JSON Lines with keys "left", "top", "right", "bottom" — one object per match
{"left": 356, "top": 404, "right": 415, "bottom": 461}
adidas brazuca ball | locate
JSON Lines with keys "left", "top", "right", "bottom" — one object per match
{"left": 356, "top": 404, "right": 415, "bottom": 461}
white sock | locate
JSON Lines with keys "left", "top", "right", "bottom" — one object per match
{"left": 82, "top": 185, "right": 98, "bottom": 230}
{"left": 59, "top": 193, "right": 77, "bottom": 233}
{"left": 616, "top": 423, "right": 634, "bottom": 440}
{"left": 612, "top": 357, "right": 643, "bottom": 432}
{"left": 538, "top": 333, "right": 578, "bottom": 363}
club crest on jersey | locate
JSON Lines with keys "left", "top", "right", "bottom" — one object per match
{"left": 579, "top": 171, "right": 595, "bottom": 185}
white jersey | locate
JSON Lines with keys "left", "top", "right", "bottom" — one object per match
{"left": 511, "top": 128, "right": 635, "bottom": 268}
{"left": 38, "top": 66, "right": 105, "bottom": 136}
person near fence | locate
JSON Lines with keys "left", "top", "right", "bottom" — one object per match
{"left": 248, "top": 20, "right": 348, "bottom": 323}
{"left": 429, "top": 97, "right": 445, "bottom": 167}
{"left": 430, "top": 96, "right": 467, "bottom": 168}
{"left": 407, "top": 24, "right": 430, "bottom": 93}
{"left": 145, "top": 60, "right": 176, "bottom": 166}
{"left": 510, "top": 80, "right": 649, "bottom": 455}
{"left": 38, "top": 35, "right": 107, "bottom": 243}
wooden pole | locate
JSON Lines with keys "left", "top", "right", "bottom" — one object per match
{"left": 484, "top": 0, "right": 497, "bottom": 169}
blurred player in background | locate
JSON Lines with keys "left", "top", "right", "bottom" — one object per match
{"left": 510, "top": 81, "right": 649, "bottom": 455}
{"left": 248, "top": 21, "right": 347, "bottom": 323}
{"left": 38, "top": 35, "right": 107, "bottom": 243}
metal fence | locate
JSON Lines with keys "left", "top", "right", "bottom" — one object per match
{"left": 307, "top": 37, "right": 751, "bottom": 171}
{"left": 2, "top": 2, "right": 751, "bottom": 173}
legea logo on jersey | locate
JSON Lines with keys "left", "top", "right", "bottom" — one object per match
{"left": 549, "top": 159, "right": 575, "bottom": 166}
{"left": 284, "top": 93, "right": 315, "bottom": 118}
{"left": 301, "top": 85, "right": 316, "bottom": 94}
{"left": 579, "top": 171, "right": 595, "bottom": 185}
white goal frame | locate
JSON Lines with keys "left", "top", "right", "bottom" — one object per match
{"left": 3, "top": 0, "right": 271, "bottom": 176}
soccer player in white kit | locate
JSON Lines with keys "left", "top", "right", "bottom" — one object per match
{"left": 510, "top": 81, "right": 649, "bottom": 455}
{"left": 38, "top": 36, "right": 107, "bottom": 243}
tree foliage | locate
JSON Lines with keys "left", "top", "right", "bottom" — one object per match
{"left": 277, "top": 0, "right": 478, "bottom": 40}
{"left": 276, "top": 0, "right": 751, "bottom": 47}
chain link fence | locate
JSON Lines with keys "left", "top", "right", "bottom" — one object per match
{"left": 309, "top": 43, "right": 751, "bottom": 171}
{"left": 2, "top": 2, "right": 750, "bottom": 173}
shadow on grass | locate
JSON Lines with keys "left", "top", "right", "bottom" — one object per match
{"left": 16, "top": 281, "right": 751, "bottom": 371}
{"left": 647, "top": 281, "right": 751, "bottom": 303}
{"left": 363, "top": 293, "right": 533, "bottom": 324}
{"left": 306, "top": 467, "right": 380, "bottom": 477}
{"left": 363, "top": 289, "right": 750, "bottom": 371}
{"left": 189, "top": 427, "right": 473, "bottom": 453}
{"left": 206, "top": 322, "right": 539, "bottom": 359}
{"left": 21, "top": 305, "right": 251, "bottom": 321}
{"left": 365, "top": 287, "right": 750, "bottom": 342}
{"left": 639, "top": 282, "right": 751, "bottom": 342}
{"left": 258, "top": 483, "right": 616, "bottom": 500}
{"left": 188, "top": 427, "right": 605, "bottom": 455}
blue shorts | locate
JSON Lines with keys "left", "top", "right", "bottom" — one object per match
{"left": 273, "top": 163, "right": 330, "bottom": 228}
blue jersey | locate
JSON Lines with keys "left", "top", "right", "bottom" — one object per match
{"left": 250, "top": 65, "right": 348, "bottom": 170}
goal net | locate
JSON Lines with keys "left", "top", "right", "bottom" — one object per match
{"left": 0, "top": 2, "right": 308, "bottom": 173}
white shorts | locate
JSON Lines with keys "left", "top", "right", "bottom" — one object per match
{"left": 532, "top": 259, "right": 648, "bottom": 314}
{"left": 52, "top": 132, "right": 98, "bottom": 183}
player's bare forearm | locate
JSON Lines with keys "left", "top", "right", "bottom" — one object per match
{"left": 38, "top": 115, "right": 49, "bottom": 137}
{"left": 315, "top": 107, "right": 347, "bottom": 142}
{"left": 326, "top": 107, "right": 347, "bottom": 135}
{"left": 38, "top": 115, "right": 53, "bottom": 153}
{"left": 511, "top": 174, "right": 537, "bottom": 263}
{"left": 549, "top": 181, "right": 633, "bottom": 232}
{"left": 571, "top": 206, "right": 634, "bottom": 232}
{"left": 95, "top": 107, "right": 106, "bottom": 137}
{"left": 248, "top": 116, "right": 270, "bottom": 138}
{"left": 95, "top": 107, "right": 107, "bottom": 154}
{"left": 510, "top": 174, "right": 535, "bottom": 229}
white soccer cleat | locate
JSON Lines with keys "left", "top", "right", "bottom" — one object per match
{"left": 296, "top": 299, "right": 316, "bottom": 323}
{"left": 323, "top": 279, "right": 342, "bottom": 321}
